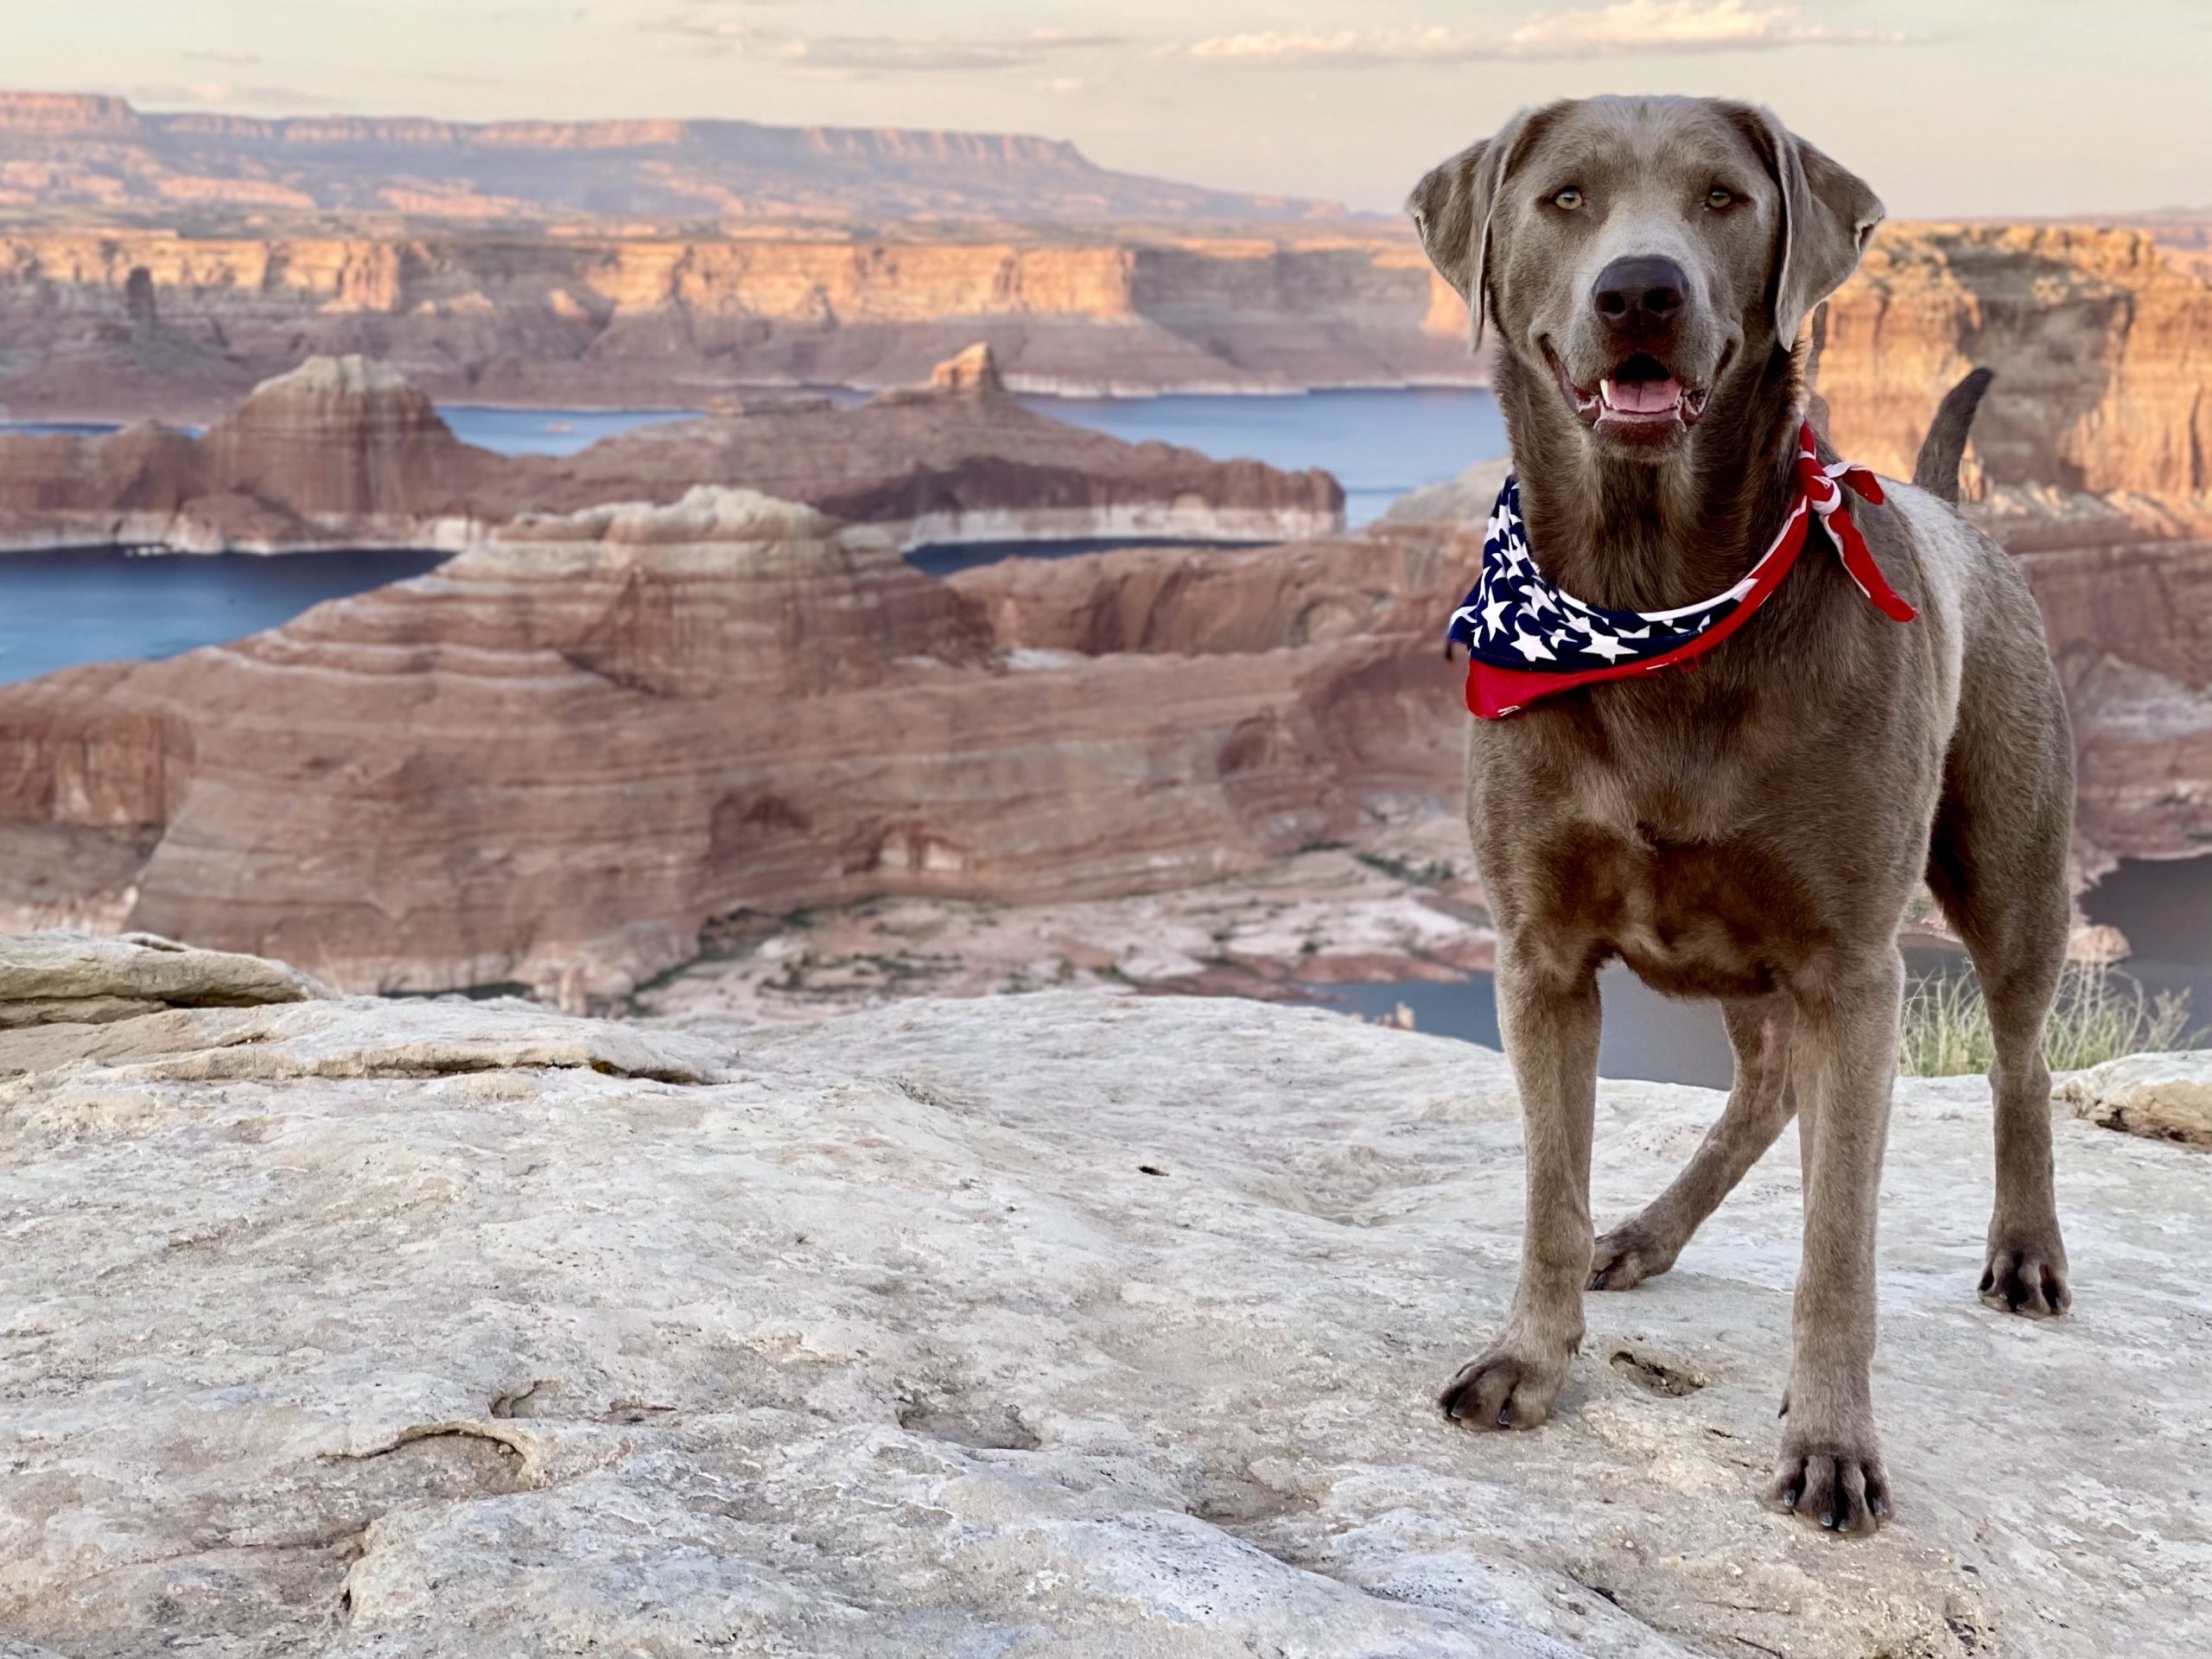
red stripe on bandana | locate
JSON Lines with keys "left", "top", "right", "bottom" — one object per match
{"left": 1465, "top": 421, "right": 1912, "bottom": 719}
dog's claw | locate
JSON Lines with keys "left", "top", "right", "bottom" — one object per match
{"left": 1769, "top": 1440, "right": 1888, "bottom": 1536}
{"left": 1587, "top": 1219, "right": 1680, "bottom": 1293}
{"left": 1439, "top": 1345, "right": 1567, "bottom": 1433}
{"left": 1980, "top": 1244, "right": 2071, "bottom": 1319}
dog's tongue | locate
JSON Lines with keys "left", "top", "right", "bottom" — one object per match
{"left": 1608, "top": 375, "right": 1681, "bottom": 415}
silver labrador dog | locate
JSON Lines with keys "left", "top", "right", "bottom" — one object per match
{"left": 1407, "top": 96, "right": 2072, "bottom": 1533}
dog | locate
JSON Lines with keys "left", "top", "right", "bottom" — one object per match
{"left": 1407, "top": 97, "right": 2073, "bottom": 1534}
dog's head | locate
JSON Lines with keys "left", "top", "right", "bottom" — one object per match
{"left": 1408, "top": 96, "right": 1881, "bottom": 461}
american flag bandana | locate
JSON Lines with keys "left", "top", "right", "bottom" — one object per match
{"left": 1445, "top": 421, "right": 1915, "bottom": 719}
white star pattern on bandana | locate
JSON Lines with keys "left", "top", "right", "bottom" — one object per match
{"left": 1444, "top": 475, "right": 1760, "bottom": 674}
{"left": 1447, "top": 422, "right": 1914, "bottom": 720}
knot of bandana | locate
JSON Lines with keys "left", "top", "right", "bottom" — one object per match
{"left": 1444, "top": 420, "right": 1912, "bottom": 719}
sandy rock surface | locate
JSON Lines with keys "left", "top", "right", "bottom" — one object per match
{"left": 2, "top": 969, "right": 2206, "bottom": 1657}
{"left": 631, "top": 826, "right": 1491, "bottom": 1027}
{"left": 2059, "top": 1047, "right": 2212, "bottom": 1146}
{"left": 0, "top": 930, "right": 331, "bottom": 1028}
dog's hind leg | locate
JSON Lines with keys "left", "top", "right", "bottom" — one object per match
{"left": 1589, "top": 995, "right": 1796, "bottom": 1291}
{"left": 1925, "top": 687, "right": 2075, "bottom": 1318}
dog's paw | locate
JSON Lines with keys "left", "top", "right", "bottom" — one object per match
{"left": 1768, "top": 1431, "right": 1891, "bottom": 1535}
{"left": 1587, "top": 1217, "right": 1680, "bottom": 1292}
{"left": 1980, "top": 1235, "right": 2070, "bottom": 1319}
{"left": 1439, "top": 1343, "right": 1571, "bottom": 1431}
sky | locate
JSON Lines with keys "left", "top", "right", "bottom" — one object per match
{"left": 13, "top": 0, "right": 2212, "bottom": 219}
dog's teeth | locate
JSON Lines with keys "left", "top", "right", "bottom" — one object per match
{"left": 1599, "top": 378, "right": 1616, "bottom": 408}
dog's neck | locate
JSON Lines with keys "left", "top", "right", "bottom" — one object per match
{"left": 1497, "top": 346, "right": 1806, "bottom": 613}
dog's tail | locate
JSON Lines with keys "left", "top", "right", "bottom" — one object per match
{"left": 1912, "top": 367, "right": 1994, "bottom": 505}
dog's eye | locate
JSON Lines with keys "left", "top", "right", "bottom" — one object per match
{"left": 1706, "top": 187, "right": 1735, "bottom": 210}
{"left": 1552, "top": 187, "right": 1584, "bottom": 211}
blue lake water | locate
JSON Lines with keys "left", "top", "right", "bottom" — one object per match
{"left": 445, "top": 387, "right": 1503, "bottom": 527}
{"left": 0, "top": 546, "right": 448, "bottom": 686}
{"left": 1313, "top": 876, "right": 2212, "bottom": 1088}
{"left": 1016, "top": 387, "right": 1503, "bottom": 530}
{"left": 440, "top": 404, "right": 709, "bottom": 457}
{"left": 1312, "top": 947, "right": 1980, "bottom": 1090}
{"left": 0, "top": 387, "right": 1502, "bottom": 685}
{"left": 1314, "top": 967, "right": 1737, "bottom": 1087}
{"left": 2079, "top": 856, "right": 2212, "bottom": 1024}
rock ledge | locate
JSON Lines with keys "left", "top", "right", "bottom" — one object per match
{"left": 0, "top": 955, "right": 2205, "bottom": 1656}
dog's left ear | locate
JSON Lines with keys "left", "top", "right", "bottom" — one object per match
{"left": 1406, "top": 106, "right": 1545, "bottom": 352}
{"left": 1740, "top": 107, "right": 1884, "bottom": 353}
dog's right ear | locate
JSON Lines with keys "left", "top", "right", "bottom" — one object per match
{"left": 1406, "top": 107, "right": 1541, "bottom": 353}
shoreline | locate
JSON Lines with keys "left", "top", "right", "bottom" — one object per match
{"left": 1, "top": 373, "right": 1494, "bottom": 429}
{"left": 0, "top": 515, "right": 1341, "bottom": 560}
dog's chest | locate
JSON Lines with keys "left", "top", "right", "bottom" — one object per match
{"left": 1471, "top": 718, "right": 1843, "bottom": 1000}
{"left": 1540, "top": 822, "right": 1826, "bottom": 998}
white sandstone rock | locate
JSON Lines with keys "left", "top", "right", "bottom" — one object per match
{"left": 0, "top": 929, "right": 332, "bottom": 1028}
{"left": 2057, "top": 1047, "right": 2212, "bottom": 1145}
{"left": 0, "top": 983, "right": 2204, "bottom": 1656}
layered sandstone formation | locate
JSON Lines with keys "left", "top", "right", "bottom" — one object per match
{"left": 2019, "top": 536, "right": 2212, "bottom": 877}
{"left": 0, "top": 493, "right": 1450, "bottom": 998}
{"left": 539, "top": 346, "right": 1343, "bottom": 545}
{"left": 1821, "top": 223, "right": 2212, "bottom": 501}
{"left": 928, "top": 500, "right": 2212, "bottom": 883}
{"left": 8, "top": 219, "right": 2202, "bottom": 496}
{"left": 0, "top": 349, "right": 1343, "bottom": 551}
{"left": 1, "top": 92, "right": 2205, "bottom": 462}
{"left": 0, "top": 91, "right": 1341, "bottom": 223}
{"left": 3, "top": 944, "right": 2209, "bottom": 1656}
{"left": 0, "top": 458, "right": 2201, "bottom": 996}
{"left": 0, "top": 216, "right": 2206, "bottom": 992}
{"left": 0, "top": 222, "right": 1464, "bottom": 417}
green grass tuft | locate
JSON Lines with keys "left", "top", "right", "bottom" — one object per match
{"left": 1898, "top": 959, "right": 2200, "bottom": 1077}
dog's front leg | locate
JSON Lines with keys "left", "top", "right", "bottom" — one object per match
{"left": 1441, "top": 945, "right": 1599, "bottom": 1430}
{"left": 1770, "top": 950, "right": 1902, "bottom": 1532}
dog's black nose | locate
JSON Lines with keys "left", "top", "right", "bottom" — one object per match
{"left": 1592, "top": 257, "right": 1688, "bottom": 335}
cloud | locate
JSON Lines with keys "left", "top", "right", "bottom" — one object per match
{"left": 124, "top": 80, "right": 351, "bottom": 111}
{"left": 1506, "top": 0, "right": 1896, "bottom": 54}
{"left": 184, "top": 49, "right": 263, "bottom": 67}
{"left": 780, "top": 35, "right": 1074, "bottom": 73}
{"left": 644, "top": 16, "right": 1125, "bottom": 74}
{"left": 1184, "top": 26, "right": 1493, "bottom": 67}
{"left": 1178, "top": 3, "right": 1904, "bottom": 67}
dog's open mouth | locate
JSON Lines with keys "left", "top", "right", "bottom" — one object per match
{"left": 1547, "top": 343, "right": 1714, "bottom": 437}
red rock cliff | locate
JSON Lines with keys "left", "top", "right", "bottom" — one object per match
{"left": 1822, "top": 224, "right": 2212, "bottom": 499}
{"left": 0, "top": 226, "right": 1465, "bottom": 416}
{"left": 0, "top": 89, "right": 1342, "bottom": 222}
{"left": 0, "top": 498, "right": 1452, "bottom": 998}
